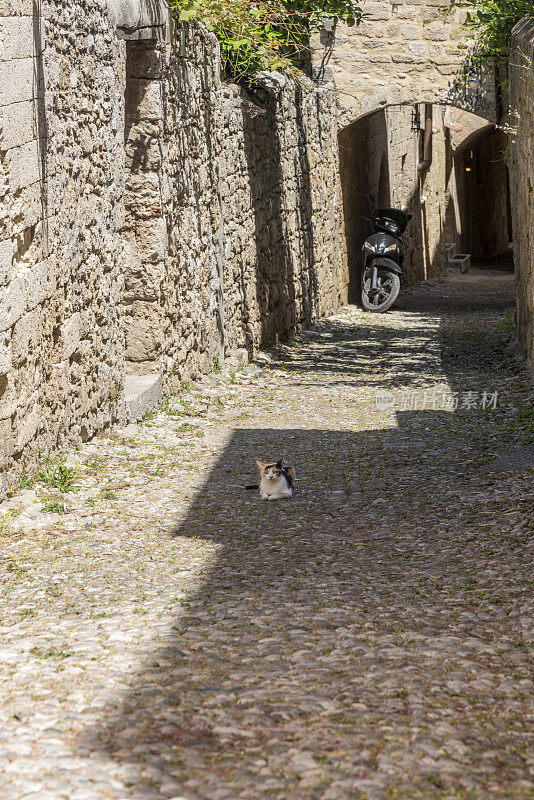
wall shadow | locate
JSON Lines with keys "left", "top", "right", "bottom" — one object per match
{"left": 241, "top": 81, "right": 318, "bottom": 349}
{"left": 338, "top": 109, "right": 390, "bottom": 302}
{"left": 458, "top": 128, "right": 510, "bottom": 259}
{"left": 33, "top": 0, "right": 48, "bottom": 245}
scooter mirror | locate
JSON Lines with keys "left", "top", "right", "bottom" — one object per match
{"left": 364, "top": 192, "right": 375, "bottom": 211}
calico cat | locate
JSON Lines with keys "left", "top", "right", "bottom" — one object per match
{"left": 255, "top": 458, "right": 295, "bottom": 500}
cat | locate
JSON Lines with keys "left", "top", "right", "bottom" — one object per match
{"left": 254, "top": 458, "right": 295, "bottom": 500}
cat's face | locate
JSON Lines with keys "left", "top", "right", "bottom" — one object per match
{"left": 256, "top": 458, "right": 283, "bottom": 481}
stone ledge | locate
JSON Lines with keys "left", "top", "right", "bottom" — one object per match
{"left": 124, "top": 373, "right": 162, "bottom": 421}
{"left": 449, "top": 254, "right": 471, "bottom": 273}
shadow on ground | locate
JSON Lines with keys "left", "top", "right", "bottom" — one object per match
{"left": 79, "top": 413, "right": 532, "bottom": 798}
{"left": 77, "top": 272, "right": 533, "bottom": 799}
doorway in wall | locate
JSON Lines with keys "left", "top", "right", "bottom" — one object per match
{"left": 454, "top": 127, "right": 512, "bottom": 263}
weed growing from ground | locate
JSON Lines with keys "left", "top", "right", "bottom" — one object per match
{"left": 19, "top": 470, "right": 35, "bottom": 490}
{"left": 38, "top": 457, "right": 77, "bottom": 492}
{"left": 42, "top": 501, "right": 65, "bottom": 514}
{"left": 30, "top": 646, "right": 73, "bottom": 660}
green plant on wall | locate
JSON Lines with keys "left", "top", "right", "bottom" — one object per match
{"left": 168, "top": 0, "right": 363, "bottom": 79}
{"left": 459, "top": 0, "right": 534, "bottom": 69}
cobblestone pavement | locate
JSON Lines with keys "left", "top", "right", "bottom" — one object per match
{"left": 1, "top": 270, "right": 533, "bottom": 800}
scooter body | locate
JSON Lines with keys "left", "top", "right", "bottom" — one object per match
{"left": 360, "top": 195, "right": 411, "bottom": 312}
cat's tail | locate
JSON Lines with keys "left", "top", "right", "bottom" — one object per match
{"left": 286, "top": 467, "right": 296, "bottom": 481}
{"left": 245, "top": 484, "right": 259, "bottom": 490}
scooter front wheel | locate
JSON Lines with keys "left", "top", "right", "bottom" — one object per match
{"left": 361, "top": 268, "right": 401, "bottom": 312}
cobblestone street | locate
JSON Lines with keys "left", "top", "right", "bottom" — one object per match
{"left": 1, "top": 270, "right": 533, "bottom": 800}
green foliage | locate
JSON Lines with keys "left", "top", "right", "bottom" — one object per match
{"left": 516, "top": 401, "right": 534, "bottom": 443}
{"left": 42, "top": 501, "right": 66, "bottom": 514}
{"left": 459, "top": 0, "right": 534, "bottom": 67}
{"left": 169, "top": 0, "right": 364, "bottom": 78}
{"left": 38, "top": 456, "right": 78, "bottom": 492}
{"left": 497, "top": 308, "right": 516, "bottom": 332}
{"left": 30, "top": 645, "right": 73, "bottom": 659}
{"left": 19, "top": 469, "right": 35, "bottom": 490}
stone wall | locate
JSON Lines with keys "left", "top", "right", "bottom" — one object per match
{"left": 312, "top": 0, "right": 497, "bottom": 128}
{"left": 510, "top": 17, "right": 534, "bottom": 376}
{"left": 0, "top": 0, "right": 126, "bottom": 499}
{"left": 0, "top": 10, "right": 346, "bottom": 499}
{"left": 160, "top": 26, "right": 346, "bottom": 384}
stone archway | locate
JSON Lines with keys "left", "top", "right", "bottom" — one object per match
{"left": 311, "top": 0, "right": 498, "bottom": 131}
{"left": 338, "top": 101, "right": 510, "bottom": 299}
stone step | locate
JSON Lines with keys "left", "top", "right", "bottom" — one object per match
{"left": 124, "top": 374, "right": 163, "bottom": 421}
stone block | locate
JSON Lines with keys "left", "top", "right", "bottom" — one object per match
{"left": 13, "top": 390, "right": 39, "bottom": 453}
{"left": 0, "top": 417, "right": 12, "bottom": 469}
{"left": 60, "top": 312, "right": 81, "bottom": 360}
{"left": 0, "top": 238, "right": 13, "bottom": 286}
{"left": 8, "top": 181, "right": 42, "bottom": 238}
{"left": 0, "top": 16, "right": 33, "bottom": 61}
{"left": 0, "top": 58, "right": 34, "bottom": 105}
{"left": 449, "top": 254, "right": 471, "bottom": 272}
{"left": 24, "top": 260, "right": 55, "bottom": 311}
{"left": 124, "top": 373, "right": 162, "bottom": 421}
{"left": 0, "top": 0, "right": 33, "bottom": 14}
{"left": 11, "top": 308, "right": 39, "bottom": 367}
{"left": 364, "top": 3, "right": 391, "bottom": 21}
{"left": 402, "top": 25, "right": 420, "bottom": 39}
{"left": 125, "top": 78, "right": 163, "bottom": 121}
{"left": 0, "top": 329, "right": 12, "bottom": 374}
{"left": 126, "top": 43, "right": 163, "bottom": 79}
{"left": 0, "top": 274, "right": 26, "bottom": 332}
{"left": 124, "top": 303, "right": 162, "bottom": 363}
{"left": 445, "top": 242, "right": 456, "bottom": 261}
{"left": 408, "top": 42, "right": 427, "bottom": 57}
{"left": 7, "top": 139, "right": 42, "bottom": 190}
{"left": 125, "top": 218, "right": 166, "bottom": 262}
{"left": 425, "top": 25, "right": 448, "bottom": 41}
{"left": 0, "top": 100, "right": 37, "bottom": 150}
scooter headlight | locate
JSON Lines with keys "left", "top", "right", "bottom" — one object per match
{"left": 384, "top": 243, "right": 397, "bottom": 252}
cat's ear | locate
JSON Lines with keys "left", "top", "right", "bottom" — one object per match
{"left": 276, "top": 458, "right": 283, "bottom": 468}
{"left": 256, "top": 460, "right": 265, "bottom": 470}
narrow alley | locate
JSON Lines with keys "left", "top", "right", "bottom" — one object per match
{"left": 1, "top": 267, "right": 532, "bottom": 800}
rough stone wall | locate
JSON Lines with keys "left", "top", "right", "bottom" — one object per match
{"left": 0, "top": 0, "right": 126, "bottom": 498}
{"left": 0, "top": 13, "right": 346, "bottom": 499}
{"left": 510, "top": 17, "right": 534, "bottom": 376}
{"left": 312, "top": 0, "right": 497, "bottom": 128}
{"left": 160, "top": 25, "right": 345, "bottom": 383}
{"left": 123, "top": 40, "right": 167, "bottom": 378}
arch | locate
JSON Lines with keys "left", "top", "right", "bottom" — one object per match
{"left": 338, "top": 100, "right": 497, "bottom": 134}
{"left": 337, "top": 101, "right": 511, "bottom": 299}
{"left": 311, "top": 0, "right": 499, "bottom": 131}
